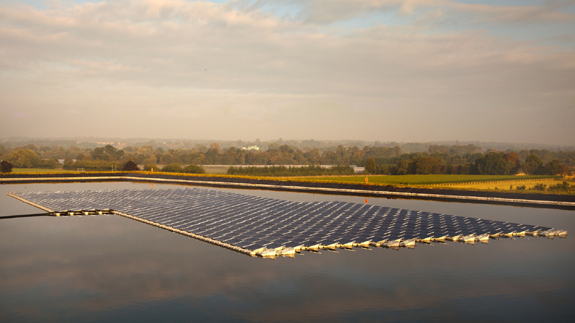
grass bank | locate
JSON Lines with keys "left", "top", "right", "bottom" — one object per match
{"left": 297, "top": 174, "right": 559, "bottom": 185}
{"left": 3, "top": 171, "right": 572, "bottom": 195}
{"left": 443, "top": 179, "right": 573, "bottom": 191}
{"left": 288, "top": 174, "right": 573, "bottom": 195}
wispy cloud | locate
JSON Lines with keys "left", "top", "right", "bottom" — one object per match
{"left": 451, "top": 1, "right": 575, "bottom": 24}
{"left": 250, "top": 0, "right": 575, "bottom": 25}
{"left": 0, "top": 0, "right": 574, "bottom": 144}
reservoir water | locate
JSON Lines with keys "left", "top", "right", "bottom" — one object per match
{"left": 1, "top": 182, "right": 574, "bottom": 322}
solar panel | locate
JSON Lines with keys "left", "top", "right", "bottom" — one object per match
{"left": 9, "top": 187, "right": 566, "bottom": 258}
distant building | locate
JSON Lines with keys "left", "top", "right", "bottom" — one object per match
{"left": 241, "top": 145, "right": 260, "bottom": 151}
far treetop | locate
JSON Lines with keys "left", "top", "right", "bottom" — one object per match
{"left": 1, "top": 141, "right": 573, "bottom": 177}
{"left": 1, "top": 138, "right": 573, "bottom": 153}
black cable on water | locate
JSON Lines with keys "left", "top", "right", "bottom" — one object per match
{"left": 0, "top": 213, "right": 51, "bottom": 220}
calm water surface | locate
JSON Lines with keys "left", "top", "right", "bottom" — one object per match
{"left": 1, "top": 182, "right": 574, "bottom": 322}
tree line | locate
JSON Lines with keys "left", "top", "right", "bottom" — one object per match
{"left": 364, "top": 151, "right": 570, "bottom": 176}
{"left": 1, "top": 142, "right": 574, "bottom": 176}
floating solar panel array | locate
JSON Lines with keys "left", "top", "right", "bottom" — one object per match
{"left": 9, "top": 188, "right": 567, "bottom": 259}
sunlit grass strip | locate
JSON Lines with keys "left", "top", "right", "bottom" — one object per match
{"left": 0, "top": 171, "right": 561, "bottom": 187}
{"left": 2, "top": 171, "right": 572, "bottom": 196}
{"left": 1, "top": 170, "right": 558, "bottom": 184}
{"left": 296, "top": 175, "right": 559, "bottom": 185}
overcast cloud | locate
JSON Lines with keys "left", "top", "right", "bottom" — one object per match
{"left": 1, "top": 0, "right": 574, "bottom": 144}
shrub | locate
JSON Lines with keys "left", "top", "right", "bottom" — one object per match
{"left": 65, "top": 160, "right": 110, "bottom": 171}
{"left": 1, "top": 160, "right": 13, "bottom": 173}
{"left": 548, "top": 181, "right": 571, "bottom": 192}
{"left": 35, "top": 158, "right": 60, "bottom": 169}
{"left": 182, "top": 164, "right": 205, "bottom": 174}
{"left": 516, "top": 185, "right": 526, "bottom": 190}
{"left": 162, "top": 163, "right": 183, "bottom": 173}
{"left": 531, "top": 183, "right": 547, "bottom": 191}
{"left": 122, "top": 160, "right": 140, "bottom": 171}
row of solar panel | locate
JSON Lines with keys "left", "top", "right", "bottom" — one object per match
{"left": 14, "top": 188, "right": 551, "bottom": 251}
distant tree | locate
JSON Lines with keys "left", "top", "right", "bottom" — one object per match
{"left": 104, "top": 144, "right": 121, "bottom": 160}
{"left": 393, "top": 160, "right": 409, "bottom": 175}
{"left": 1, "top": 160, "right": 13, "bottom": 173}
{"left": 35, "top": 158, "right": 60, "bottom": 169}
{"left": 428, "top": 145, "right": 449, "bottom": 154}
{"left": 449, "top": 144, "right": 481, "bottom": 156}
{"left": 161, "top": 163, "right": 183, "bottom": 173}
{"left": 267, "top": 142, "right": 280, "bottom": 151}
{"left": 544, "top": 159, "right": 561, "bottom": 175}
{"left": 19, "top": 144, "right": 40, "bottom": 154}
{"left": 559, "top": 164, "right": 570, "bottom": 177}
{"left": 91, "top": 147, "right": 109, "bottom": 161}
{"left": 63, "top": 157, "right": 74, "bottom": 169}
{"left": 204, "top": 144, "right": 221, "bottom": 164}
{"left": 375, "top": 164, "right": 391, "bottom": 174}
{"left": 523, "top": 154, "right": 543, "bottom": 175}
{"left": 412, "top": 156, "right": 442, "bottom": 174}
{"left": 278, "top": 144, "right": 293, "bottom": 154}
{"left": 209, "top": 142, "right": 221, "bottom": 150}
{"left": 182, "top": 164, "right": 205, "bottom": 174}
{"left": 458, "top": 163, "right": 473, "bottom": 174}
{"left": 122, "top": 160, "right": 140, "bottom": 171}
{"left": 474, "top": 152, "right": 515, "bottom": 175}
{"left": 3, "top": 149, "right": 41, "bottom": 168}
{"left": 76, "top": 153, "right": 89, "bottom": 161}
{"left": 504, "top": 152, "right": 520, "bottom": 173}
{"left": 365, "top": 157, "right": 376, "bottom": 174}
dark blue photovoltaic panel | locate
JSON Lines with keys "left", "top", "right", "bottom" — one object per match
{"left": 10, "top": 187, "right": 561, "bottom": 253}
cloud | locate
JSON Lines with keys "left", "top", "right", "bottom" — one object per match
{"left": 261, "top": 0, "right": 575, "bottom": 25}
{"left": 0, "top": 0, "right": 574, "bottom": 144}
{"left": 2, "top": 1, "right": 572, "bottom": 93}
{"left": 263, "top": 0, "right": 448, "bottom": 23}
{"left": 451, "top": 2, "right": 575, "bottom": 24}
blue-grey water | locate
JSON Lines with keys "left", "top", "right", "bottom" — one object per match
{"left": 1, "top": 182, "right": 574, "bottom": 322}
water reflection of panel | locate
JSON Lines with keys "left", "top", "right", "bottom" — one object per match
{"left": 9, "top": 187, "right": 568, "bottom": 259}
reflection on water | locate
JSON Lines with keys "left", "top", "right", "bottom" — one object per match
{"left": 1, "top": 182, "right": 574, "bottom": 322}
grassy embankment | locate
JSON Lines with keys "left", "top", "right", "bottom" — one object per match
{"left": 298, "top": 174, "right": 556, "bottom": 185}
{"left": 295, "top": 174, "right": 573, "bottom": 194}
{"left": 5, "top": 169, "right": 573, "bottom": 194}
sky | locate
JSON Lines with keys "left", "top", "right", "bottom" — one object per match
{"left": 1, "top": 0, "right": 574, "bottom": 145}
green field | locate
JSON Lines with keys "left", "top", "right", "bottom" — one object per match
{"left": 297, "top": 174, "right": 559, "bottom": 185}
